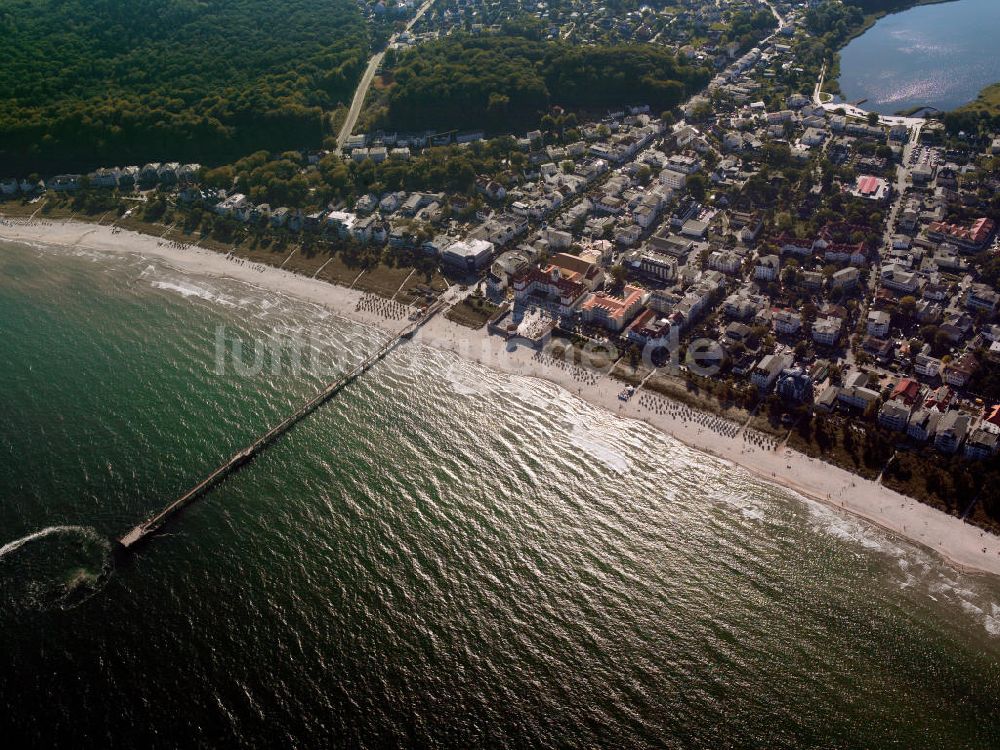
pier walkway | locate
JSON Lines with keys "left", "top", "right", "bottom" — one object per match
{"left": 118, "top": 300, "right": 444, "bottom": 550}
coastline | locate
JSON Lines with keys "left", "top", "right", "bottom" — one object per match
{"left": 3, "top": 216, "right": 1000, "bottom": 578}
{"left": 824, "top": 0, "right": 960, "bottom": 101}
{"left": 950, "top": 80, "right": 1000, "bottom": 117}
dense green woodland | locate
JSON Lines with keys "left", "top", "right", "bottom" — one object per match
{"left": 0, "top": 0, "right": 370, "bottom": 173}
{"left": 374, "top": 34, "right": 711, "bottom": 133}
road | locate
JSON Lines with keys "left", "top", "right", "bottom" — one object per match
{"left": 760, "top": 0, "right": 785, "bottom": 30}
{"left": 335, "top": 0, "right": 437, "bottom": 152}
{"left": 813, "top": 63, "right": 925, "bottom": 128}
{"left": 845, "top": 115, "right": 922, "bottom": 362}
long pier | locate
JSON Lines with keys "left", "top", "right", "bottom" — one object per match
{"left": 117, "top": 300, "right": 444, "bottom": 551}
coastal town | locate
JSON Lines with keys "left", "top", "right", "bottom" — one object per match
{"left": 10, "top": 1, "right": 1000, "bottom": 746}
{"left": 3, "top": 0, "right": 1000, "bottom": 533}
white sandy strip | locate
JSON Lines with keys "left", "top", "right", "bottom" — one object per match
{"left": 4, "top": 217, "right": 1000, "bottom": 577}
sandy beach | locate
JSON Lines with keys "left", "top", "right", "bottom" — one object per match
{"left": 4, "top": 216, "right": 1000, "bottom": 577}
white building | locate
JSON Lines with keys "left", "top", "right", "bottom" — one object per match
{"left": 812, "top": 316, "right": 842, "bottom": 346}
{"left": 442, "top": 239, "right": 494, "bottom": 272}
{"left": 751, "top": 353, "right": 793, "bottom": 391}
{"left": 867, "top": 310, "right": 891, "bottom": 338}
{"left": 878, "top": 400, "right": 911, "bottom": 431}
{"left": 754, "top": 254, "right": 779, "bottom": 282}
{"left": 709, "top": 250, "right": 742, "bottom": 275}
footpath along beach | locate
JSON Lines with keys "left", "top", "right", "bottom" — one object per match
{"left": 3, "top": 216, "right": 1000, "bottom": 577}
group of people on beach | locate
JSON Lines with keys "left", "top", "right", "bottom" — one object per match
{"left": 634, "top": 391, "right": 779, "bottom": 452}
{"left": 158, "top": 239, "right": 192, "bottom": 251}
{"left": 638, "top": 392, "right": 740, "bottom": 439}
{"left": 742, "top": 430, "right": 778, "bottom": 452}
{"left": 355, "top": 293, "right": 408, "bottom": 320}
{"left": 532, "top": 350, "right": 601, "bottom": 386}
{"left": 222, "top": 250, "right": 267, "bottom": 274}
{"left": 0, "top": 217, "right": 49, "bottom": 228}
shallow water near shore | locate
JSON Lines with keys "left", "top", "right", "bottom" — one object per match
{"left": 2, "top": 239, "right": 1000, "bottom": 747}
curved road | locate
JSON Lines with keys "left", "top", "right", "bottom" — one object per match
{"left": 336, "top": 0, "right": 437, "bottom": 151}
{"left": 813, "top": 63, "right": 925, "bottom": 128}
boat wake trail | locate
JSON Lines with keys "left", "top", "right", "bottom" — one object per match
{"left": 0, "top": 525, "right": 113, "bottom": 612}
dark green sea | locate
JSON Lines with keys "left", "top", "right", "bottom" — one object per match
{"left": 2, "top": 239, "right": 999, "bottom": 748}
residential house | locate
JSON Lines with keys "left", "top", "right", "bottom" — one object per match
{"left": 812, "top": 316, "right": 842, "bottom": 346}
{"left": 830, "top": 267, "right": 859, "bottom": 291}
{"left": 934, "top": 411, "right": 969, "bottom": 454}
{"left": 967, "top": 284, "right": 999, "bottom": 316}
{"left": 964, "top": 429, "right": 999, "bottom": 460}
{"left": 773, "top": 309, "right": 801, "bottom": 335}
{"left": 48, "top": 174, "right": 81, "bottom": 192}
{"left": 838, "top": 384, "right": 881, "bottom": 411}
{"left": 776, "top": 368, "right": 813, "bottom": 403}
{"left": 156, "top": 163, "right": 180, "bottom": 184}
{"left": 214, "top": 193, "right": 248, "bottom": 217}
{"left": 914, "top": 352, "right": 942, "bottom": 378}
{"left": 867, "top": 310, "right": 891, "bottom": 338}
{"left": 751, "top": 353, "right": 793, "bottom": 392}
{"left": 754, "top": 254, "right": 779, "bottom": 282}
{"left": 709, "top": 250, "right": 742, "bottom": 275}
{"left": 891, "top": 377, "right": 921, "bottom": 406}
{"left": 139, "top": 163, "right": 161, "bottom": 184}
{"left": 943, "top": 353, "right": 977, "bottom": 388}
{"left": 907, "top": 407, "right": 941, "bottom": 442}
{"left": 878, "top": 400, "right": 911, "bottom": 431}
{"left": 880, "top": 266, "right": 920, "bottom": 294}
{"left": 863, "top": 336, "right": 894, "bottom": 362}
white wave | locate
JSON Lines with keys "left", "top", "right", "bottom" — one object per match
{"left": 568, "top": 423, "right": 630, "bottom": 474}
{"left": 805, "top": 499, "right": 904, "bottom": 556}
{"left": 449, "top": 378, "right": 486, "bottom": 397}
{"left": 0, "top": 525, "right": 105, "bottom": 559}
{"left": 960, "top": 600, "right": 984, "bottom": 617}
{"left": 436, "top": 357, "right": 492, "bottom": 398}
{"left": 151, "top": 278, "right": 244, "bottom": 308}
{"left": 985, "top": 615, "right": 1000, "bottom": 637}
{"left": 151, "top": 279, "right": 217, "bottom": 301}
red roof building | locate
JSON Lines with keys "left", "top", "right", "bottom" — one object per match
{"left": 892, "top": 377, "right": 921, "bottom": 406}
{"left": 927, "top": 217, "right": 996, "bottom": 250}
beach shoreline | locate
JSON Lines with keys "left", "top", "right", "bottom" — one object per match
{"left": 4, "top": 216, "right": 1000, "bottom": 578}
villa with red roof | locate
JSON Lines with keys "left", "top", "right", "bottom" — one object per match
{"left": 926, "top": 217, "right": 995, "bottom": 252}
{"left": 513, "top": 267, "right": 589, "bottom": 317}
{"left": 625, "top": 308, "right": 676, "bottom": 345}
{"left": 891, "top": 377, "right": 921, "bottom": 406}
{"left": 581, "top": 284, "right": 647, "bottom": 332}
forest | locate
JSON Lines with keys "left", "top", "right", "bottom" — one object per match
{"left": 0, "top": 0, "right": 370, "bottom": 173}
{"left": 372, "top": 34, "right": 711, "bottom": 134}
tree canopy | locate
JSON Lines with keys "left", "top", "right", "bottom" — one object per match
{"left": 0, "top": 0, "right": 370, "bottom": 173}
{"left": 376, "top": 34, "right": 711, "bottom": 133}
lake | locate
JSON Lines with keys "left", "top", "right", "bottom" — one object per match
{"left": 838, "top": 0, "right": 1000, "bottom": 115}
